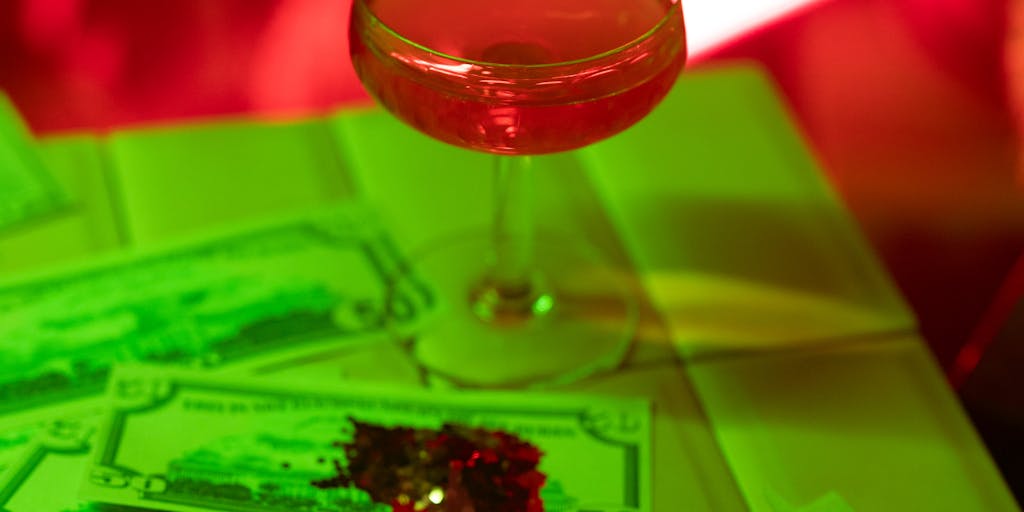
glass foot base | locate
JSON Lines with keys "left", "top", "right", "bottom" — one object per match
{"left": 388, "top": 231, "right": 637, "bottom": 388}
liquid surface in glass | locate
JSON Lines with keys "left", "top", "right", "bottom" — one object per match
{"left": 350, "top": 0, "right": 686, "bottom": 154}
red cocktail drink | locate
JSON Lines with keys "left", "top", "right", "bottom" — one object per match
{"left": 350, "top": 0, "right": 686, "bottom": 154}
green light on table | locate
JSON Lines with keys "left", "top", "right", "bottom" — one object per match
{"left": 532, "top": 293, "right": 554, "bottom": 315}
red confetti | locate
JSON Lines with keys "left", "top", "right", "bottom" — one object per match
{"left": 312, "top": 419, "right": 546, "bottom": 512}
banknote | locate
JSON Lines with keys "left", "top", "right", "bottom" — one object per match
{"left": 0, "top": 404, "right": 104, "bottom": 511}
{"left": 0, "top": 203, "right": 433, "bottom": 466}
{"left": 0, "top": 341, "right": 418, "bottom": 512}
{"left": 73, "top": 366, "right": 650, "bottom": 512}
{"left": 0, "top": 420, "right": 41, "bottom": 476}
{"left": 0, "top": 405, "right": 156, "bottom": 512}
{"left": 0, "top": 93, "right": 66, "bottom": 229}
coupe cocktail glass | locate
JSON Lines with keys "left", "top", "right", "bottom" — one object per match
{"left": 349, "top": 0, "right": 687, "bottom": 387}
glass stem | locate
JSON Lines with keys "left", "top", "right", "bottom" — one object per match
{"left": 491, "top": 155, "right": 534, "bottom": 294}
{"left": 472, "top": 155, "right": 547, "bottom": 324}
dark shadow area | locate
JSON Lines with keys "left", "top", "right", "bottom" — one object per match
{"left": 961, "top": 287, "right": 1024, "bottom": 504}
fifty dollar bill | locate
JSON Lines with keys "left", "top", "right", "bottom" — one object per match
{"left": 72, "top": 366, "right": 650, "bottom": 512}
{"left": 0, "top": 203, "right": 433, "bottom": 468}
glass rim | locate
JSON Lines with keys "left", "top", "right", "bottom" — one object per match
{"left": 352, "top": 0, "right": 684, "bottom": 69}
